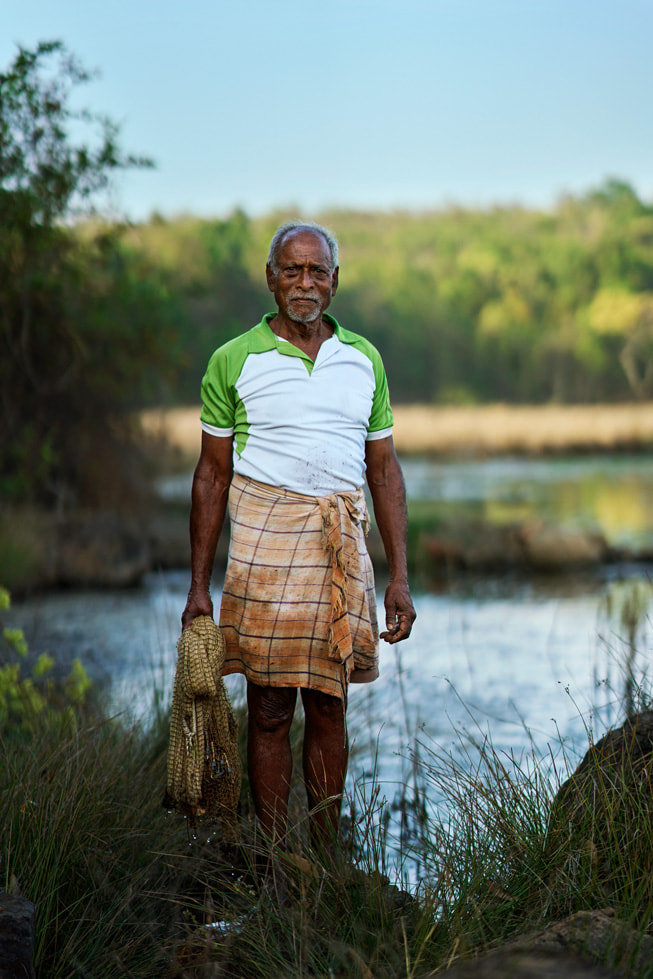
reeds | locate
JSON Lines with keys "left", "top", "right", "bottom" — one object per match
{"left": 3, "top": 630, "right": 653, "bottom": 976}
{"left": 141, "top": 402, "right": 653, "bottom": 460}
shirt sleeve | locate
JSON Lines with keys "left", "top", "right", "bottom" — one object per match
{"left": 366, "top": 344, "right": 394, "bottom": 437}
{"left": 200, "top": 345, "right": 236, "bottom": 434}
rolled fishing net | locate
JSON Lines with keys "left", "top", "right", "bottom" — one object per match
{"left": 165, "top": 615, "right": 241, "bottom": 842}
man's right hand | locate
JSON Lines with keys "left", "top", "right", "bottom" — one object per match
{"left": 181, "top": 587, "right": 213, "bottom": 630}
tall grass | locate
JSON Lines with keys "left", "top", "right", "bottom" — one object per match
{"left": 3, "top": 613, "right": 653, "bottom": 976}
{"left": 1, "top": 711, "right": 185, "bottom": 976}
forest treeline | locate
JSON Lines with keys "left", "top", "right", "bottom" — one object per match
{"left": 124, "top": 181, "right": 653, "bottom": 407}
{"left": 2, "top": 40, "right": 653, "bottom": 509}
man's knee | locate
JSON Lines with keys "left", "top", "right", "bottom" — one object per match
{"left": 301, "top": 688, "right": 345, "bottom": 727}
{"left": 248, "top": 683, "right": 296, "bottom": 733}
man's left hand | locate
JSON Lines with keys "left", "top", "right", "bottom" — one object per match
{"left": 380, "top": 580, "right": 416, "bottom": 643}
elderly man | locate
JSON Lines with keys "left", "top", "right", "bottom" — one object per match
{"left": 182, "top": 220, "right": 415, "bottom": 852}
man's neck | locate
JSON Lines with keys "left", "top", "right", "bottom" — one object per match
{"left": 269, "top": 313, "right": 334, "bottom": 360}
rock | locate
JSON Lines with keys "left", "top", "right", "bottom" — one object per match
{"left": 0, "top": 893, "right": 36, "bottom": 979}
{"left": 146, "top": 508, "right": 192, "bottom": 569}
{"left": 428, "top": 908, "right": 652, "bottom": 978}
{"left": 433, "top": 949, "right": 616, "bottom": 978}
{"left": 462, "top": 522, "right": 524, "bottom": 570}
{"left": 0, "top": 506, "right": 155, "bottom": 590}
{"left": 519, "top": 521, "right": 607, "bottom": 570}
{"left": 55, "top": 510, "right": 151, "bottom": 587}
{"left": 545, "top": 710, "right": 653, "bottom": 908}
{"left": 418, "top": 518, "right": 609, "bottom": 575}
{"left": 420, "top": 520, "right": 525, "bottom": 573}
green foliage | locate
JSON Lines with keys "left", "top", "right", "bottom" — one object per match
{"left": 122, "top": 180, "right": 653, "bottom": 409}
{"left": 0, "top": 41, "right": 180, "bottom": 507}
{"left": 0, "top": 40, "right": 151, "bottom": 223}
{"left": 1, "top": 707, "right": 180, "bottom": 977}
{"left": 123, "top": 210, "right": 269, "bottom": 402}
{"left": 3, "top": 645, "right": 653, "bottom": 976}
{"left": 0, "top": 589, "right": 91, "bottom": 732}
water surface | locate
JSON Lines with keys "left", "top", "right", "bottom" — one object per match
{"left": 10, "top": 569, "right": 649, "bottom": 796}
{"left": 9, "top": 453, "right": 653, "bottom": 874}
{"left": 401, "top": 454, "right": 653, "bottom": 549}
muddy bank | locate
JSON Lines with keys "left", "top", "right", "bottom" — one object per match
{"left": 0, "top": 504, "right": 201, "bottom": 594}
{"left": 415, "top": 517, "right": 653, "bottom": 576}
{"left": 3, "top": 502, "right": 653, "bottom": 595}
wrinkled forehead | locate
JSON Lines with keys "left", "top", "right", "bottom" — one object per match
{"left": 276, "top": 229, "right": 333, "bottom": 266}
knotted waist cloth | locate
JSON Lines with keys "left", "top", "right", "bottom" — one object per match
{"left": 220, "top": 474, "right": 379, "bottom": 701}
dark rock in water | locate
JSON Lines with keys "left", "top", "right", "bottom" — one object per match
{"left": 545, "top": 710, "right": 653, "bottom": 909}
{"left": 419, "top": 519, "right": 525, "bottom": 573}
{"left": 418, "top": 518, "right": 608, "bottom": 574}
{"left": 432, "top": 908, "right": 652, "bottom": 978}
{"left": 0, "top": 893, "right": 36, "bottom": 979}
{"left": 55, "top": 510, "right": 151, "bottom": 587}
{"left": 146, "top": 508, "right": 192, "bottom": 569}
{"left": 519, "top": 521, "right": 607, "bottom": 570}
{"left": 1, "top": 502, "right": 218, "bottom": 592}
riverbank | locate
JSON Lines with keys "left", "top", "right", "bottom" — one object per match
{"left": 141, "top": 402, "right": 653, "bottom": 462}
{"left": 4, "top": 404, "right": 653, "bottom": 595}
{"left": 3, "top": 636, "right": 652, "bottom": 978}
{"left": 4, "top": 495, "right": 653, "bottom": 595}
{"left": 3, "top": 499, "right": 653, "bottom": 595}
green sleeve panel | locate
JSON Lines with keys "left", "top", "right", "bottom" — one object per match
{"left": 200, "top": 327, "right": 259, "bottom": 456}
{"left": 201, "top": 337, "right": 242, "bottom": 427}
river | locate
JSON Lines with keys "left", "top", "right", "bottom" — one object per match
{"left": 7, "top": 454, "right": 653, "bottom": 861}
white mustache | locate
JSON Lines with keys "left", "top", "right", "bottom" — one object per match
{"left": 288, "top": 293, "right": 319, "bottom": 302}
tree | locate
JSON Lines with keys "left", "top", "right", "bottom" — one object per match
{"left": 0, "top": 40, "right": 150, "bottom": 223}
{"left": 0, "top": 41, "right": 177, "bottom": 508}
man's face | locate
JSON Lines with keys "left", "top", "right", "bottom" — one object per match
{"left": 266, "top": 230, "right": 339, "bottom": 325}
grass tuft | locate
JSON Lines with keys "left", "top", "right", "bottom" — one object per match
{"left": 3, "top": 596, "right": 653, "bottom": 976}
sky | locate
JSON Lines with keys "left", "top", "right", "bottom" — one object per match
{"left": 2, "top": 0, "right": 652, "bottom": 222}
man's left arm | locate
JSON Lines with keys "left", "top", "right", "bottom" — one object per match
{"left": 365, "top": 436, "right": 416, "bottom": 643}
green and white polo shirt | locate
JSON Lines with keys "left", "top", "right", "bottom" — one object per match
{"left": 200, "top": 313, "right": 393, "bottom": 496}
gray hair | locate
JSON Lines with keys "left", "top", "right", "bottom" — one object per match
{"left": 267, "top": 220, "right": 339, "bottom": 273}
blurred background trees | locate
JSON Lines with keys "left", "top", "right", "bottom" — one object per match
{"left": 0, "top": 41, "right": 180, "bottom": 509}
{"left": 3, "top": 42, "right": 653, "bottom": 513}
{"left": 127, "top": 182, "right": 653, "bottom": 409}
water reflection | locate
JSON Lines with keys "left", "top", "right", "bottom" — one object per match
{"left": 158, "top": 454, "right": 653, "bottom": 550}
{"left": 10, "top": 569, "right": 651, "bottom": 796}
{"left": 401, "top": 454, "right": 653, "bottom": 548}
{"left": 9, "top": 452, "right": 653, "bottom": 881}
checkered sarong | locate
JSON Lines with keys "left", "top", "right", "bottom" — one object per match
{"left": 219, "top": 474, "right": 379, "bottom": 700}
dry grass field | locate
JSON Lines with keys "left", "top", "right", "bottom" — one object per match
{"left": 141, "top": 402, "right": 653, "bottom": 462}
{"left": 391, "top": 403, "right": 653, "bottom": 455}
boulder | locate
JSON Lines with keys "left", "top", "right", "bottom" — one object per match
{"left": 428, "top": 908, "right": 652, "bottom": 978}
{"left": 519, "top": 520, "right": 607, "bottom": 570}
{"left": 418, "top": 518, "right": 609, "bottom": 575}
{"left": 545, "top": 710, "right": 653, "bottom": 908}
{"left": 54, "top": 510, "right": 151, "bottom": 587}
{"left": 0, "top": 893, "right": 36, "bottom": 979}
{"left": 419, "top": 520, "right": 524, "bottom": 573}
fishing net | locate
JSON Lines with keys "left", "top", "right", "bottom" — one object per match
{"left": 165, "top": 615, "right": 241, "bottom": 842}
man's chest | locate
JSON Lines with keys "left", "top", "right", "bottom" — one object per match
{"left": 234, "top": 347, "right": 376, "bottom": 429}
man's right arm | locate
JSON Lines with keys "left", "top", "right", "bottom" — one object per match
{"left": 181, "top": 431, "right": 234, "bottom": 629}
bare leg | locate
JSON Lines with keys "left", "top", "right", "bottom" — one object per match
{"left": 247, "top": 682, "right": 297, "bottom": 843}
{"left": 301, "top": 688, "right": 348, "bottom": 850}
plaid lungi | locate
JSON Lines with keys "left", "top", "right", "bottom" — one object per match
{"left": 219, "top": 474, "right": 379, "bottom": 700}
